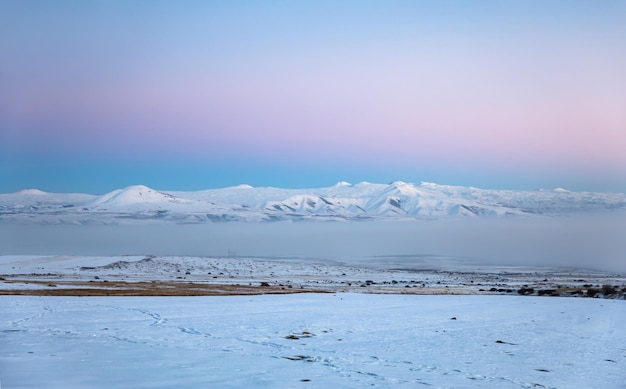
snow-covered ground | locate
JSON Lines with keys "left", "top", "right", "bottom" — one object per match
{"left": 1, "top": 255, "right": 624, "bottom": 298}
{"left": 1, "top": 294, "right": 625, "bottom": 388}
{"left": 1, "top": 255, "right": 625, "bottom": 388}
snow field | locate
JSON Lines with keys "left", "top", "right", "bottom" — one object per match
{"left": 1, "top": 294, "right": 625, "bottom": 388}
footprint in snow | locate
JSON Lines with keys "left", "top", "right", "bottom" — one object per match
{"left": 179, "top": 327, "right": 203, "bottom": 335}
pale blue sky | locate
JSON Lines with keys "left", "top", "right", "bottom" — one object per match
{"left": 1, "top": 1, "right": 625, "bottom": 193}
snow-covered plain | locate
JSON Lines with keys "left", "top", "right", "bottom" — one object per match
{"left": 1, "top": 294, "right": 625, "bottom": 389}
{"left": 1, "top": 255, "right": 625, "bottom": 388}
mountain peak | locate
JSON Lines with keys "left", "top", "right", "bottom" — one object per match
{"left": 86, "top": 185, "right": 181, "bottom": 209}
{"left": 386, "top": 181, "right": 422, "bottom": 196}
{"left": 123, "top": 185, "right": 154, "bottom": 192}
{"left": 334, "top": 181, "right": 352, "bottom": 187}
{"left": 16, "top": 188, "right": 48, "bottom": 195}
{"left": 389, "top": 181, "right": 411, "bottom": 187}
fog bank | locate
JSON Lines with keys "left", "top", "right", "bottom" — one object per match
{"left": 1, "top": 214, "right": 625, "bottom": 273}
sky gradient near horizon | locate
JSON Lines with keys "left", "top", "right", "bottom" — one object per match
{"left": 1, "top": 1, "right": 625, "bottom": 194}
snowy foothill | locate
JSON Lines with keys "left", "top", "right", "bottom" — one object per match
{"left": 1, "top": 294, "right": 625, "bottom": 388}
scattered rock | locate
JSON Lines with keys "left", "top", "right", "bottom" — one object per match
{"left": 283, "top": 355, "right": 315, "bottom": 362}
{"left": 537, "top": 289, "right": 558, "bottom": 296}
{"left": 285, "top": 331, "right": 315, "bottom": 340}
{"left": 496, "top": 340, "right": 516, "bottom": 345}
{"left": 601, "top": 285, "right": 616, "bottom": 296}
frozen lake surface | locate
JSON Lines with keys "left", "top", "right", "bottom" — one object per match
{"left": 1, "top": 294, "right": 625, "bottom": 388}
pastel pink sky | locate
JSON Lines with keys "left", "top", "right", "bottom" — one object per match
{"left": 1, "top": 1, "right": 625, "bottom": 192}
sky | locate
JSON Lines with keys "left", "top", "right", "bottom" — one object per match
{"left": 1, "top": 0, "right": 625, "bottom": 194}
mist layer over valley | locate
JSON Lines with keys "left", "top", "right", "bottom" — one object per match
{"left": 3, "top": 214, "right": 625, "bottom": 273}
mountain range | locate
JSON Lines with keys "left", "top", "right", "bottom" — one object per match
{"left": 1, "top": 181, "right": 625, "bottom": 224}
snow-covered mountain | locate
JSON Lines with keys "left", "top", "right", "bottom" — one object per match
{"left": 1, "top": 181, "right": 624, "bottom": 224}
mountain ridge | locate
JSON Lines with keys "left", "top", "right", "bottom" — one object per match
{"left": 1, "top": 181, "right": 625, "bottom": 224}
